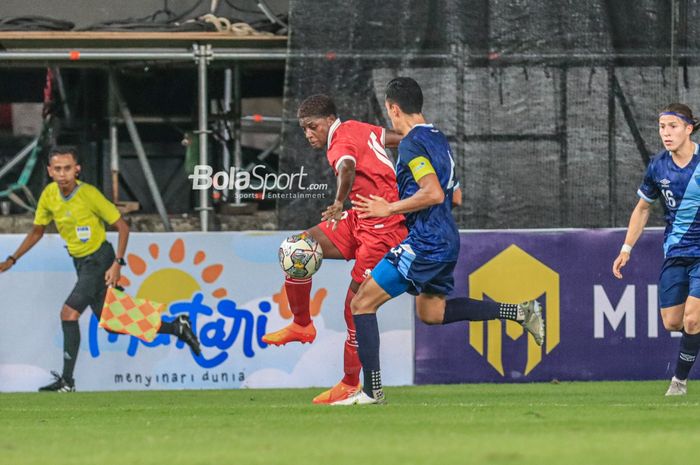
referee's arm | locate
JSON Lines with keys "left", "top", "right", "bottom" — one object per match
{"left": 110, "top": 217, "right": 129, "bottom": 263}
{"left": 105, "top": 217, "right": 129, "bottom": 287}
{"left": 0, "top": 224, "right": 46, "bottom": 272}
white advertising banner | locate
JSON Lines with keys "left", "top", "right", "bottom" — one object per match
{"left": 0, "top": 232, "right": 414, "bottom": 392}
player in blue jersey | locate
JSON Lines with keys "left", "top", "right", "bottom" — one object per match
{"left": 333, "top": 77, "right": 544, "bottom": 405}
{"left": 613, "top": 103, "right": 700, "bottom": 396}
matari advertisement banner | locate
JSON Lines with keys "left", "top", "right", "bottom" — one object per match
{"left": 415, "top": 229, "right": 699, "bottom": 384}
{"left": 0, "top": 232, "right": 414, "bottom": 392}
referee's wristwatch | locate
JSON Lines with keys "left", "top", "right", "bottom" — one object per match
{"left": 115, "top": 257, "right": 126, "bottom": 266}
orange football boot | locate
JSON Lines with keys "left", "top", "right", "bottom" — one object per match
{"left": 312, "top": 381, "right": 361, "bottom": 404}
{"left": 262, "top": 321, "right": 317, "bottom": 346}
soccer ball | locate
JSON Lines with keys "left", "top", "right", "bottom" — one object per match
{"left": 278, "top": 232, "right": 323, "bottom": 279}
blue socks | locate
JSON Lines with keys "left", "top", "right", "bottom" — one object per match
{"left": 443, "top": 298, "right": 521, "bottom": 324}
{"left": 675, "top": 330, "right": 700, "bottom": 380}
{"left": 353, "top": 313, "right": 384, "bottom": 400}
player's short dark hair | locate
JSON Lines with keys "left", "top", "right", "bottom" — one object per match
{"left": 297, "top": 94, "right": 337, "bottom": 119}
{"left": 385, "top": 77, "right": 423, "bottom": 115}
{"left": 660, "top": 103, "right": 699, "bottom": 134}
{"left": 48, "top": 146, "right": 79, "bottom": 164}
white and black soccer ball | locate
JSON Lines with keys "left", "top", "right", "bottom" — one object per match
{"left": 278, "top": 233, "right": 323, "bottom": 279}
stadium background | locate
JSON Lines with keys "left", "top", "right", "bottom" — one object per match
{"left": 2, "top": 2, "right": 700, "bottom": 464}
{"left": 0, "top": 0, "right": 696, "bottom": 230}
{"left": 280, "top": 0, "right": 697, "bottom": 230}
{"left": 0, "top": 0, "right": 696, "bottom": 377}
{"left": 0, "top": 0, "right": 696, "bottom": 383}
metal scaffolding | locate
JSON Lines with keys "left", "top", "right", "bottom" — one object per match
{"left": 0, "top": 42, "right": 287, "bottom": 231}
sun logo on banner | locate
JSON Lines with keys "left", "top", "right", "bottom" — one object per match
{"left": 89, "top": 236, "right": 275, "bottom": 369}
{"left": 118, "top": 238, "right": 226, "bottom": 305}
{"left": 468, "top": 244, "right": 560, "bottom": 376}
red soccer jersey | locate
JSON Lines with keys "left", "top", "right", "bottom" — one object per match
{"left": 326, "top": 119, "right": 404, "bottom": 232}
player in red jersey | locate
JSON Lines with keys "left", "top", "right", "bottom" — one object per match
{"left": 262, "top": 94, "right": 409, "bottom": 404}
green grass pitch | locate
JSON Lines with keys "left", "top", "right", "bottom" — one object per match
{"left": 2, "top": 381, "right": 700, "bottom": 465}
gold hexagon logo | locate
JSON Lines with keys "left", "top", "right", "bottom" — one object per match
{"left": 468, "top": 244, "right": 560, "bottom": 375}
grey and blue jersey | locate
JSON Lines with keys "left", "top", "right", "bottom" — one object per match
{"left": 638, "top": 143, "right": 700, "bottom": 257}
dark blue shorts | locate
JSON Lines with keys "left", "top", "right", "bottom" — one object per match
{"left": 658, "top": 257, "right": 700, "bottom": 308}
{"left": 371, "top": 244, "right": 455, "bottom": 297}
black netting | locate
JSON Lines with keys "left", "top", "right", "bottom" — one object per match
{"left": 279, "top": 0, "right": 695, "bottom": 230}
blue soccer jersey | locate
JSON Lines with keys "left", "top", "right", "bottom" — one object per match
{"left": 638, "top": 143, "right": 700, "bottom": 257}
{"left": 396, "top": 124, "right": 459, "bottom": 262}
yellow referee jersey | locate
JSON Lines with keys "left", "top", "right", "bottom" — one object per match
{"left": 34, "top": 181, "right": 121, "bottom": 258}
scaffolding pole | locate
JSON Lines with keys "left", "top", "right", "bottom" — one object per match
{"left": 232, "top": 63, "right": 243, "bottom": 206}
{"left": 0, "top": 49, "right": 287, "bottom": 62}
{"left": 109, "top": 71, "right": 172, "bottom": 232}
{"left": 195, "top": 44, "right": 213, "bottom": 231}
{"left": 222, "top": 68, "right": 232, "bottom": 202}
{"left": 107, "top": 79, "right": 119, "bottom": 204}
{"left": 109, "top": 124, "right": 119, "bottom": 204}
{"left": 8, "top": 49, "right": 700, "bottom": 65}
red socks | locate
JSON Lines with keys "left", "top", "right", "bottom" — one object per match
{"left": 285, "top": 277, "right": 362, "bottom": 386}
{"left": 341, "top": 287, "right": 361, "bottom": 386}
{"left": 285, "top": 276, "right": 312, "bottom": 326}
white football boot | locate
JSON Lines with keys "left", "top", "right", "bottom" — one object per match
{"left": 519, "top": 300, "right": 545, "bottom": 346}
{"left": 665, "top": 377, "right": 688, "bottom": 396}
{"left": 331, "top": 389, "right": 385, "bottom": 405}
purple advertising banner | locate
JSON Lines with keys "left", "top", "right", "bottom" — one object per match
{"left": 415, "top": 229, "right": 699, "bottom": 383}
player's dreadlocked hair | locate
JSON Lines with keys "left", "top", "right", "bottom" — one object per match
{"left": 385, "top": 77, "right": 423, "bottom": 115}
{"left": 297, "top": 94, "right": 337, "bottom": 119}
{"left": 660, "top": 103, "right": 700, "bottom": 134}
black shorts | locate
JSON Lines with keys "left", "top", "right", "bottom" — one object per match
{"left": 65, "top": 241, "right": 115, "bottom": 316}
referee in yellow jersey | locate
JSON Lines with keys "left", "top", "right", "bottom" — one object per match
{"left": 0, "top": 146, "right": 200, "bottom": 392}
